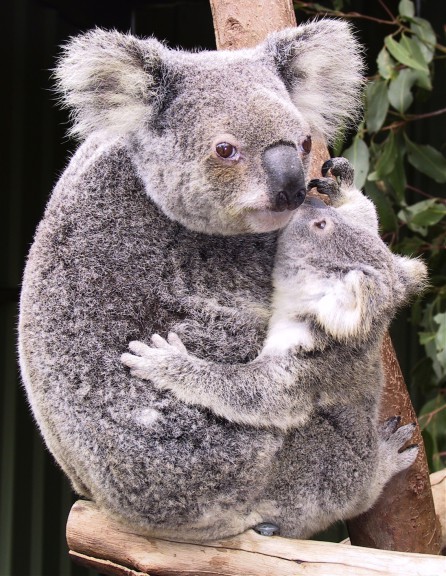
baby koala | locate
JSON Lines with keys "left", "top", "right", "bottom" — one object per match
{"left": 122, "top": 157, "right": 427, "bottom": 527}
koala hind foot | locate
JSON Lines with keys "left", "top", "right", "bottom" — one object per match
{"left": 308, "top": 157, "right": 354, "bottom": 204}
{"left": 378, "top": 417, "right": 419, "bottom": 478}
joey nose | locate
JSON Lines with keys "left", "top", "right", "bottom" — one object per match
{"left": 262, "top": 144, "right": 307, "bottom": 212}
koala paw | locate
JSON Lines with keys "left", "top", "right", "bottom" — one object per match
{"left": 378, "top": 417, "right": 418, "bottom": 477}
{"left": 121, "top": 332, "right": 188, "bottom": 382}
{"left": 308, "top": 157, "right": 354, "bottom": 204}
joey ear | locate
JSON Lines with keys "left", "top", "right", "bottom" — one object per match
{"left": 393, "top": 255, "right": 428, "bottom": 303}
{"left": 314, "top": 270, "right": 375, "bottom": 341}
{"left": 54, "top": 28, "right": 170, "bottom": 139}
{"left": 262, "top": 19, "right": 364, "bottom": 143}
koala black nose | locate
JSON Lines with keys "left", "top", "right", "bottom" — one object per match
{"left": 262, "top": 143, "right": 307, "bottom": 212}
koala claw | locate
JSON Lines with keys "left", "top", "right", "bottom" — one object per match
{"left": 321, "top": 158, "right": 334, "bottom": 177}
{"left": 253, "top": 522, "right": 280, "bottom": 536}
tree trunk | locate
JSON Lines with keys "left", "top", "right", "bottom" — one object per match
{"left": 209, "top": 0, "right": 442, "bottom": 554}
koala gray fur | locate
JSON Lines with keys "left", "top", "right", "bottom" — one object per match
{"left": 18, "top": 21, "right": 415, "bottom": 542}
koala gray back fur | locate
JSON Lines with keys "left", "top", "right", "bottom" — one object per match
{"left": 18, "top": 21, "right": 378, "bottom": 541}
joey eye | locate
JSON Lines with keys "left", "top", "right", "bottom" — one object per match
{"left": 215, "top": 142, "right": 237, "bottom": 159}
{"left": 314, "top": 219, "right": 327, "bottom": 229}
{"left": 302, "top": 135, "right": 312, "bottom": 154}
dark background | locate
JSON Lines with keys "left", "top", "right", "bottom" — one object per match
{"left": 1, "top": 1, "right": 444, "bottom": 575}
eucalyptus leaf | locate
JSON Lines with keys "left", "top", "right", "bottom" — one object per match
{"left": 399, "top": 0, "right": 415, "bottom": 18}
{"left": 388, "top": 69, "right": 416, "bottom": 113}
{"left": 365, "top": 79, "right": 389, "bottom": 133}
{"left": 411, "top": 17, "right": 436, "bottom": 63}
{"left": 401, "top": 34, "right": 430, "bottom": 71}
{"left": 398, "top": 199, "right": 446, "bottom": 235}
{"left": 377, "top": 47, "right": 396, "bottom": 80}
{"left": 419, "top": 332, "right": 436, "bottom": 346}
{"left": 387, "top": 134, "right": 407, "bottom": 201}
{"left": 343, "top": 137, "right": 370, "bottom": 190}
{"left": 371, "top": 132, "right": 397, "bottom": 179}
{"left": 406, "top": 139, "right": 446, "bottom": 183}
{"left": 412, "top": 68, "right": 432, "bottom": 91}
{"left": 385, "top": 35, "right": 429, "bottom": 73}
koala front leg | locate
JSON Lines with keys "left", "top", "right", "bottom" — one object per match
{"left": 309, "top": 157, "right": 379, "bottom": 233}
{"left": 121, "top": 334, "right": 313, "bottom": 430}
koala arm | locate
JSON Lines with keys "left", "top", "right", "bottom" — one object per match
{"left": 121, "top": 333, "right": 315, "bottom": 430}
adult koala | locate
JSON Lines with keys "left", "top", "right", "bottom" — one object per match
{"left": 20, "top": 21, "right": 366, "bottom": 541}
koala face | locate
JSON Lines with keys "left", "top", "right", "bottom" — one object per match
{"left": 275, "top": 197, "right": 392, "bottom": 276}
{"left": 131, "top": 59, "right": 313, "bottom": 234}
{"left": 55, "top": 21, "right": 363, "bottom": 235}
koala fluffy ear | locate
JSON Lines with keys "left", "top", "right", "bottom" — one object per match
{"left": 263, "top": 19, "right": 364, "bottom": 143}
{"left": 312, "top": 270, "right": 374, "bottom": 341}
{"left": 393, "top": 255, "right": 429, "bottom": 304}
{"left": 54, "top": 28, "right": 169, "bottom": 139}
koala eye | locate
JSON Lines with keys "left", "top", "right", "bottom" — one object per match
{"left": 215, "top": 142, "right": 238, "bottom": 159}
{"left": 302, "top": 136, "right": 312, "bottom": 154}
{"left": 314, "top": 219, "right": 327, "bottom": 229}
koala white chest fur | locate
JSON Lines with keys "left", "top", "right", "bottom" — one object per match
{"left": 19, "top": 21, "right": 425, "bottom": 542}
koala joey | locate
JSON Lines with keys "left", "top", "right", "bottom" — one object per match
{"left": 122, "top": 157, "right": 427, "bottom": 537}
{"left": 19, "top": 20, "right": 419, "bottom": 543}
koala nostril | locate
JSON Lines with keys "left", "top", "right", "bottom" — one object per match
{"left": 273, "top": 187, "right": 306, "bottom": 212}
{"left": 275, "top": 192, "right": 289, "bottom": 212}
{"left": 289, "top": 188, "right": 307, "bottom": 210}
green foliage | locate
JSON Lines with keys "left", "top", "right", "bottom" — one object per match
{"left": 295, "top": 0, "right": 446, "bottom": 470}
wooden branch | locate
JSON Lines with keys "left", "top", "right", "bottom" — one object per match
{"left": 67, "top": 471, "right": 446, "bottom": 576}
{"left": 210, "top": 0, "right": 442, "bottom": 554}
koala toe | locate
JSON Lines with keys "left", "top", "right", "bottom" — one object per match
{"left": 323, "top": 157, "right": 355, "bottom": 188}
{"left": 321, "top": 159, "right": 334, "bottom": 177}
{"left": 378, "top": 422, "right": 418, "bottom": 476}
{"left": 380, "top": 415, "right": 402, "bottom": 440}
{"left": 253, "top": 522, "right": 280, "bottom": 536}
{"left": 396, "top": 444, "right": 419, "bottom": 471}
{"left": 392, "top": 422, "right": 417, "bottom": 448}
{"left": 167, "top": 332, "right": 188, "bottom": 353}
{"left": 307, "top": 177, "right": 340, "bottom": 199}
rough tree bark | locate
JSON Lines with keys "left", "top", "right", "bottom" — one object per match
{"left": 209, "top": 0, "right": 442, "bottom": 554}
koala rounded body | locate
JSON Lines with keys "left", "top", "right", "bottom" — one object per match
{"left": 18, "top": 22, "right": 421, "bottom": 541}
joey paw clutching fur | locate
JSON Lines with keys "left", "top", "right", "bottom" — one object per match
{"left": 121, "top": 332, "right": 188, "bottom": 382}
{"left": 308, "top": 157, "right": 355, "bottom": 203}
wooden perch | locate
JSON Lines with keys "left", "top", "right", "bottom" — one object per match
{"left": 67, "top": 470, "right": 446, "bottom": 576}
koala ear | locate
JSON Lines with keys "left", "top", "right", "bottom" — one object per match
{"left": 263, "top": 19, "right": 364, "bottom": 143}
{"left": 54, "top": 28, "right": 170, "bottom": 139}
{"left": 313, "top": 270, "right": 374, "bottom": 341}
{"left": 393, "top": 255, "right": 428, "bottom": 303}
